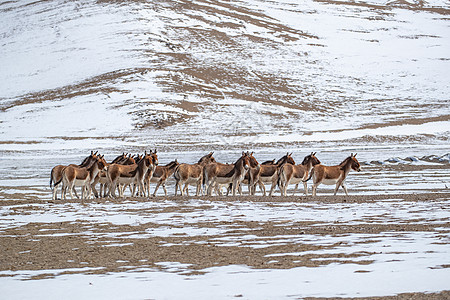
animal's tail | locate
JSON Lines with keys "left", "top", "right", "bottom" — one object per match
{"left": 276, "top": 165, "right": 285, "bottom": 189}
{"left": 50, "top": 173, "right": 53, "bottom": 189}
{"left": 173, "top": 165, "right": 181, "bottom": 182}
{"left": 303, "top": 168, "right": 314, "bottom": 182}
{"left": 202, "top": 166, "right": 208, "bottom": 187}
{"left": 54, "top": 178, "right": 63, "bottom": 187}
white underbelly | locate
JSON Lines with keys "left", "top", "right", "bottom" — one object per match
{"left": 259, "top": 174, "right": 275, "bottom": 183}
{"left": 215, "top": 177, "right": 233, "bottom": 184}
{"left": 117, "top": 177, "right": 135, "bottom": 185}
{"left": 73, "top": 179, "right": 88, "bottom": 186}
{"left": 185, "top": 177, "right": 200, "bottom": 184}
{"left": 288, "top": 177, "right": 303, "bottom": 185}
{"left": 321, "top": 178, "right": 339, "bottom": 185}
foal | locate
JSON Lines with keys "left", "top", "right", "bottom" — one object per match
{"left": 307, "top": 153, "right": 361, "bottom": 196}
{"left": 278, "top": 152, "right": 321, "bottom": 196}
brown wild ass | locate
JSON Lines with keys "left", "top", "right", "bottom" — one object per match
{"left": 230, "top": 152, "right": 262, "bottom": 195}
{"left": 107, "top": 151, "right": 158, "bottom": 198}
{"left": 204, "top": 152, "right": 253, "bottom": 196}
{"left": 50, "top": 151, "right": 98, "bottom": 200}
{"left": 306, "top": 153, "right": 361, "bottom": 196}
{"left": 252, "top": 153, "right": 296, "bottom": 196}
{"left": 91, "top": 153, "right": 139, "bottom": 198}
{"left": 60, "top": 155, "right": 107, "bottom": 200}
{"left": 145, "top": 160, "right": 180, "bottom": 196}
{"left": 277, "top": 152, "right": 321, "bottom": 196}
{"left": 173, "top": 152, "right": 215, "bottom": 196}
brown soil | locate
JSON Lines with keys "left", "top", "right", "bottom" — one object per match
{"left": 1, "top": 193, "right": 449, "bottom": 277}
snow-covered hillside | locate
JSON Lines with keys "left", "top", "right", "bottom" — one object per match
{"left": 1, "top": 0, "right": 449, "bottom": 151}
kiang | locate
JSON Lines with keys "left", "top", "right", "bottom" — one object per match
{"left": 50, "top": 150, "right": 361, "bottom": 200}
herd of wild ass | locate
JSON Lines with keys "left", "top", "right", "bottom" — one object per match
{"left": 50, "top": 151, "right": 361, "bottom": 200}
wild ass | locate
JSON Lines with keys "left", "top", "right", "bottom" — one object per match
{"left": 173, "top": 152, "right": 215, "bottom": 196}
{"left": 59, "top": 155, "right": 107, "bottom": 200}
{"left": 306, "top": 153, "right": 361, "bottom": 196}
{"left": 146, "top": 160, "right": 180, "bottom": 196}
{"left": 252, "top": 153, "right": 296, "bottom": 196}
{"left": 230, "top": 152, "right": 261, "bottom": 195}
{"left": 50, "top": 151, "right": 98, "bottom": 200}
{"left": 204, "top": 152, "right": 252, "bottom": 196}
{"left": 277, "top": 152, "right": 321, "bottom": 196}
{"left": 107, "top": 151, "right": 158, "bottom": 198}
{"left": 95, "top": 153, "right": 140, "bottom": 197}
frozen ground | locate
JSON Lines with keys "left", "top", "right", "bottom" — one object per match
{"left": 0, "top": 194, "right": 449, "bottom": 299}
{"left": 0, "top": 0, "right": 449, "bottom": 298}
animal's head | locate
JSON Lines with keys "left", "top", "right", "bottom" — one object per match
{"left": 246, "top": 151, "right": 259, "bottom": 168}
{"left": 144, "top": 150, "right": 158, "bottom": 167}
{"left": 302, "top": 152, "right": 321, "bottom": 166}
{"left": 81, "top": 151, "right": 99, "bottom": 166}
{"left": 151, "top": 149, "right": 158, "bottom": 166}
{"left": 198, "top": 152, "right": 215, "bottom": 164}
{"left": 350, "top": 153, "right": 361, "bottom": 172}
{"left": 341, "top": 153, "right": 361, "bottom": 172}
{"left": 241, "top": 151, "right": 251, "bottom": 170}
{"left": 277, "top": 152, "right": 295, "bottom": 165}
{"left": 169, "top": 159, "right": 180, "bottom": 169}
{"left": 93, "top": 154, "right": 107, "bottom": 171}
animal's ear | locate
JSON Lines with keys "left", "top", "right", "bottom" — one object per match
{"left": 290, "top": 152, "right": 293, "bottom": 156}
{"left": 250, "top": 151, "right": 254, "bottom": 156}
{"left": 145, "top": 150, "right": 148, "bottom": 155}
{"left": 154, "top": 149, "right": 157, "bottom": 154}
{"left": 354, "top": 153, "right": 357, "bottom": 157}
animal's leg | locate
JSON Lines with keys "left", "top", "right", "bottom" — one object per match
{"left": 303, "top": 181, "right": 308, "bottom": 196}
{"left": 312, "top": 184, "right": 318, "bottom": 196}
{"left": 232, "top": 180, "right": 238, "bottom": 196}
{"left": 292, "top": 184, "right": 299, "bottom": 196}
{"left": 174, "top": 181, "right": 179, "bottom": 196}
{"left": 153, "top": 181, "right": 161, "bottom": 197}
{"left": 196, "top": 182, "right": 201, "bottom": 196}
{"left": 72, "top": 188, "right": 80, "bottom": 199}
{"left": 69, "top": 183, "right": 76, "bottom": 200}
{"left": 162, "top": 183, "right": 168, "bottom": 196}
{"left": 111, "top": 181, "right": 118, "bottom": 198}
{"left": 61, "top": 184, "right": 66, "bottom": 200}
{"left": 268, "top": 180, "right": 277, "bottom": 196}
{"left": 342, "top": 183, "right": 349, "bottom": 196}
{"left": 258, "top": 182, "right": 266, "bottom": 196}
{"left": 52, "top": 183, "right": 58, "bottom": 200}
{"left": 334, "top": 181, "right": 341, "bottom": 195}
{"left": 91, "top": 184, "right": 98, "bottom": 198}
{"left": 206, "top": 181, "right": 214, "bottom": 196}
{"left": 183, "top": 183, "right": 189, "bottom": 196}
